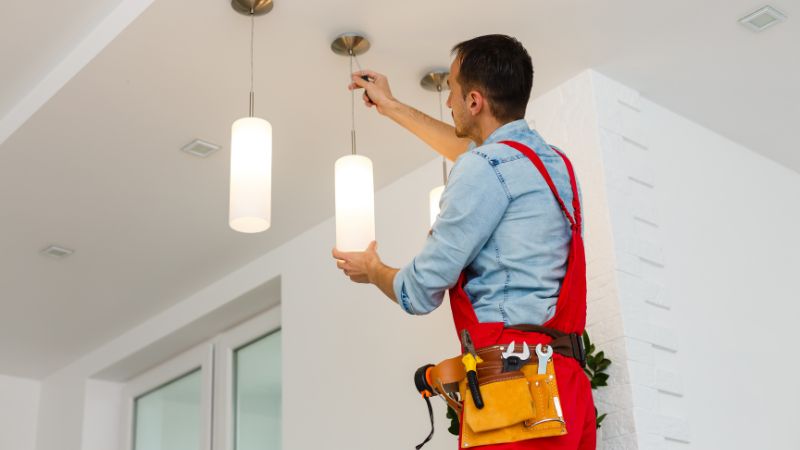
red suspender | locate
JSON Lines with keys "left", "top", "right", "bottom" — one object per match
{"left": 499, "top": 141, "right": 581, "bottom": 231}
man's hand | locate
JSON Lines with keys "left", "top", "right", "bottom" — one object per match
{"left": 332, "top": 241, "right": 400, "bottom": 302}
{"left": 332, "top": 241, "right": 380, "bottom": 284}
{"left": 349, "top": 70, "right": 397, "bottom": 115}
{"left": 348, "top": 69, "right": 470, "bottom": 162}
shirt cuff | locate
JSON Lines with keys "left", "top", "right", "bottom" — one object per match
{"left": 393, "top": 266, "right": 417, "bottom": 315}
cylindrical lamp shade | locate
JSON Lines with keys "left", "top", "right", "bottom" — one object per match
{"left": 429, "top": 185, "right": 445, "bottom": 226}
{"left": 229, "top": 117, "right": 272, "bottom": 233}
{"left": 334, "top": 155, "right": 375, "bottom": 251}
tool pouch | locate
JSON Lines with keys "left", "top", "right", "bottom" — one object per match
{"left": 458, "top": 358, "right": 566, "bottom": 448}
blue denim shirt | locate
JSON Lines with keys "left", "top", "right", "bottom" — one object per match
{"left": 393, "top": 120, "right": 580, "bottom": 325}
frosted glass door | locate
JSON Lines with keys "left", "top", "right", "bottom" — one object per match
{"left": 133, "top": 369, "right": 203, "bottom": 450}
{"left": 234, "top": 330, "right": 281, "bottom": 450}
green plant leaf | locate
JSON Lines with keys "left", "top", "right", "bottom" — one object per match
{"left": 585, "top": 329, "right": 612, "bottom": 429}
{"left": 446, "top": 405, "right": 460, "bottom": 436}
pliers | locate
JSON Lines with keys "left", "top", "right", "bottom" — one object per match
{"left": 460, "top": 329, "right": 485, "bottom": 409}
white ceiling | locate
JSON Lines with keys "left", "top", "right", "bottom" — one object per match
{"left": 0, "top": 0, "right": 796, "bottom": 379}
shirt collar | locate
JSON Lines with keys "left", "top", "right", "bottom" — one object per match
{"left": 481, "top": 119, "right": 530, "bottom": 146}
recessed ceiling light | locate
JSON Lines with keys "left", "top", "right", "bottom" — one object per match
{"left": 181, "top": 139, "right": 220, "bottom": 158}
{"left": 739, "top": 5, "right": 787, "bottom": 32}
{"left": 41, "top": 245, "right": 74, "bottom": 259}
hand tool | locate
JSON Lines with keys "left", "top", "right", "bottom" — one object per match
{"left": 535, "top": 343, "right": 554, "bottom": 375}
{"left": 461, "top": 329, "right": 485, "bottom": 409}
{"left": 501, "top": 341, "right": 530, "bottom": 372}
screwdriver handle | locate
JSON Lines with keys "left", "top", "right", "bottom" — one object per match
{"left": 360, "top": 75, "right": 373, "bottom": 103}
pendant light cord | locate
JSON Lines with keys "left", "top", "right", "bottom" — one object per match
{"left": 438, "top": 87, "right": 447, "bottom": 184}
{"left": 249, "top": 12, "right": 255, "bottom": 117}
{"left": 349, "top": 52, "right": 360, "bottom": 155}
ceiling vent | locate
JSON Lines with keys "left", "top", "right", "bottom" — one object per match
{"left": 41, "top": 245, "right": 74, "bottom": 259}
{"left": 181, "top": 139, "right": 221, "bottom": 158}
{"left": 739, "top": 5, "right": 787, "bottom": 31}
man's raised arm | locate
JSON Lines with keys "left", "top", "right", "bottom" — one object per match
{"left": 349, "top": 70, "right": 471, "bottom": 162}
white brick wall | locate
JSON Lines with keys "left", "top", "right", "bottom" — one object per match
{"left": 528, "top": 71, "right": 635, "bottom": 447}
{"left": 590, "top": 71, "right": 690, "bottom": 448}
{"left": 529, "top": 70, "right": 690, "bottom": 448}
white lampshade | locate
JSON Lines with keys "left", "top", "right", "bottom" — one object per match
{"left": 429, "top": 185, "right": 445, "bottom": 226}
{"left": 335, "top": 154, "right": 375, "bottom": 251}
{"left": 229, "top": 117, "right": 272, "bottom": 233}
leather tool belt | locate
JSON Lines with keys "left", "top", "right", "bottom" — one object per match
{"left": 414, "top": 326, "right": 585, "bottom": 449}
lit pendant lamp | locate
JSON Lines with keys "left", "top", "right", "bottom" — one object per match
{"left": 331, "top": 33, "right": 375, "bottom": 252}
{"left": 421, "top": 71, "right": 450, "bottom": 226}
{"left": 228, "top": 0, "right": 274, "bottom": 233}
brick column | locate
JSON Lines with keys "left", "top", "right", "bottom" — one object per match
{"left": 527, "top": 70, "right": 690, "bottom": 449}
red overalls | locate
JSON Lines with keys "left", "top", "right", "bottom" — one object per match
{"left": 450, "top": 141, "right": 596, "bottom": 450}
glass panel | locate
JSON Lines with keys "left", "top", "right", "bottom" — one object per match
{"left": 133, "top": 369, "right": 202, "bottom": 450}
{"left": 234, "top": 330, "right": 281, "bottom": 450}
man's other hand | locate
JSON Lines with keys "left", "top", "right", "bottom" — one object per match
{"left": 332, "top": 241, "right": 381, "bottom": 284}
{"left": 349, "top": 70, "right": 396, "bottom": 114}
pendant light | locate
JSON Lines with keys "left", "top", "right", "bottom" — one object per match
{"left": 331, "top": 33, "right": 376, "bottom": 252}
{"left": 421, "top": 71, "right": 450, "bottom": 226}
{"left": 228, "top": 0, "right": 274, "bottom": 233}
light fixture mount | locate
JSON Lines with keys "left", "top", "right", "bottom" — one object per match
{"left": 331, "top": 33, "right": 371, "bottom": 56}
{"left": 420, "top": 71, "right": 450, "bottom": 92}
{"left": 231, "top": 0, "right": 273, "bottom": 16}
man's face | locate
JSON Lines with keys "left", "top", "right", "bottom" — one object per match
{"left": 446, "top": 58, "right": 473, "bottom": 139}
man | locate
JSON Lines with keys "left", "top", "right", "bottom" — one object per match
{"left": 332, "top": 35, "right": 595, "bottom": 449}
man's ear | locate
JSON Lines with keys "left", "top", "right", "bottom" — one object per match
{"left": 467, "top": 90, "right": 485, "bottom": 117}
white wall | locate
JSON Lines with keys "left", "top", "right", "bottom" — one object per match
{"left": 531, "top": 69, "right": 800, "bottom": 450}
{"left": 0, "top": 374, "right": 40, "bottom": 450}
{"left": 645, "top": 98, "right": 800, "bottom": 449}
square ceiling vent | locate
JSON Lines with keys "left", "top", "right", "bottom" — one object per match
{"left": 181, "top": 139, "right": 221, "bottom": 158}
{"left": 739, "top": 6, "right": 787, "bottom": 31}
{"left": 41, "top": 245, "right": 74, "bottom": 259}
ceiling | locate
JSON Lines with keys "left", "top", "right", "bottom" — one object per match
{"left": 0, "top": 0, "right": 796, "bottom": 379}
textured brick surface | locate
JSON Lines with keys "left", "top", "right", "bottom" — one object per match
{"left": 528, "top": 71, "right": 689, "bottom": 448}
{"left": 591, "top": 72, "right": 689, "bottom": 448}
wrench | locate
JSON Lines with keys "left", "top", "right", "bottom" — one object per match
{"left": 535, "top": 344, "right": 554, "bottom": 375}
{"left": 501, "top": 341, "right": 531, "bottom": 372}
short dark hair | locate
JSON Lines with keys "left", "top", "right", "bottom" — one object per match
{"left": 452, "top": 34, "right": 533, "bottom": 122}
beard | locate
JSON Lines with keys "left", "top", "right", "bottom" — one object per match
{"left": 452, "top": 112, "right": 470, "bottom": 138}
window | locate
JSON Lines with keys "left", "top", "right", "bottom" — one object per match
{"left": 123, "top": 306, "right": 280, "bottom": 450}
{"left": 133, "top": 369, "right": 203, "bottom": 450}
{"left": 233, "top": 332, "right": 281, "bottom": 450}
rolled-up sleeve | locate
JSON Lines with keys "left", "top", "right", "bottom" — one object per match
{"left": 393, "top": 150, "right": 510, "bottom": 315}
